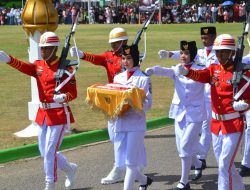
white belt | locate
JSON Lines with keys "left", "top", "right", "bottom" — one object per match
{"left": 212, "top": 111, "right": 240, "bottom": 121}
{"left": 39, "top": 102, "right": 65, "bottom": 109}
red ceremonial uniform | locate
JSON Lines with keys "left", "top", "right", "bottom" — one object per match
{"left": 7, "top": 56, "right": 77, "bottom": 126}
{"left": 186, "top": 63, "right": 250, "bottom": 135}
{"left": 82, "top": 51, "right": 122, "bottom": 83}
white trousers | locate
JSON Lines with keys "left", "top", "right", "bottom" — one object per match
{"left": 175, "top": 119, "right": 204, "bottom": 158}
{"left": 198, "top": 101, "right": 212, "bottom": 160}
{"left": 38, "top": 120, "right": 69, "bottom": 183}
{"left": 242, "top": 110, "right": 250, "bottom": 168}
{"left": 242, "top": 126, "right": 250, "bottom": 168}
{"left": 113, "top": 131, "right": 146, "bottom": 168}
{"left": 212, "top": 131, "right": 244, "bottom": 190}
{"left": 113, "top": 131, "right": 147, "bottom": 190}
{"left": 124, "top": 165, "right": 147, "bottom": 190}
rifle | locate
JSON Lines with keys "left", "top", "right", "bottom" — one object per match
{"left": 232, "top": 15, "right": 250, "bottom": 100}
{"left": 132, "top": 7, "right": 156, "bottom": 46}
{"left": 132, "top": 3, "right": 158, "bottom": 62}
{"left": 55, "top": 12, "right": 79, "bottom": 93}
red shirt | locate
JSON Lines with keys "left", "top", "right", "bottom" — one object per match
{"left": 82, "top": 51, "right": 122, "bottom": 83}
{"left": 187, "top": 63, "right": 250, "bottom": 135}
{"left": 8, "top": 56, "right": 77, "bottom": 126}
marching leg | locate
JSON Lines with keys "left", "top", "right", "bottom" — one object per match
{"left": 216, "top": 132, "right": 244, "bottom": 190}
{"left": 101, "top": 132, "right": 125, "bottom": 184}
{"left": 124, "top": 165, "right": 137, "bottom": 190}
{"left": 239, "top": 112, "right": 250, "bottom": 177}
{"left": 57, "top": 152, "right": 78, "bottom": 190}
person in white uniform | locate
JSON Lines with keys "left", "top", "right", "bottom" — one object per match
{"left": 70, "top": 27, "right": 130, "bottom": 185}
{"left": 145, "top": 41, "right": 206, "bottom": 190}
{"left": 157, "top": 27, "right": 218, "bottom": 169}
{"left": 108, "top": 44, "right": 153, "bottom": 190}
{"left": 238, "top": 53, "right": 250, "bottom": 177}
{"left": 175, "top": 34, "right": 246, "bottom": 190}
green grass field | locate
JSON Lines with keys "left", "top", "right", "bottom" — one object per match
{"left": 0, "top": 23, "right": 248, "bottom": 150}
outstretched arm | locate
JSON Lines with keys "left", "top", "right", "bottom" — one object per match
{"left": 158, "top": 50, "right": 180, "bottom": 59}
{"left": 0, "top": 51, "right": 36, "bottom": 77}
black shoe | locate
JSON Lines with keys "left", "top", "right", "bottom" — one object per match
{"left": 199, "top": 159, "right": 206, "bottom": 169}
{"left": 173, "top": 182, "right": 190, "bottom": 190}
{"left": 190, "top": 165, "right": 195, "bottom": 170}
{"left": 138, "top": 176, "right": 153, "bottom": 190}
{"left": 192, "top": 169, "right": 202, "bottom": 181}
{"left": 192, "top": 159, "right": 205, "bottom": 181}
{"left": 239, "top": 165, "right": 250, "bottom": 177}
{"left": 191, "top": 159, "right": 206, "bottom": 170}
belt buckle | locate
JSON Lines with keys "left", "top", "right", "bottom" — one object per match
{"left": 215, "top": 114, "right": 220, "bottom": 120}
{"left": 215, "top": 114, "right": 225, "bottom": 121}
{"left": 43, "top": 103, "right": 51, "bottom": 109}
{"left": 220, "top": 115, "right": 226, "bottom": 121}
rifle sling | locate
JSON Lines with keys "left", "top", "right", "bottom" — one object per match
{"left": 234, "top": 74, "right": 250, "bottom": 100}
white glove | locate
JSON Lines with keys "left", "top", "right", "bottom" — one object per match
{"left": 174, "top": 64, "right": 189, "bottom": 76}
{"left": 158, "top": 50, "right": 170, "bottom": 59}
{"left": 53, "top": 94, "right": 66, "bottom": 103}
{"left": 233, "top": 100, "right": 249, "bottom": 111}
{"left": 70, "top": 46, "right": 84, "bottom": 58}
{"left": 0, "top": 51, "right": 10, "bottom": 63}
{"left": 145, "top": 68, "right": 154, "bottom": 76}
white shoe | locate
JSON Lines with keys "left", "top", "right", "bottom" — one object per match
{"left": 101, "top": 166, "right": 123, "bottom": 184}
{"left": 65, "top": 163, "right": 78, "bottom": 190}
{"left": 44, "top": 182, "right": 55, "bottom": 190}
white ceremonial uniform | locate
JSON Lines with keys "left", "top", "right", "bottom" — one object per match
{"left": 150, "top": 63, "right": 207, "bottom": 158}
{"left": 242, "top": 110, "right": 250, "bottom": 168}
{"left": 241, "top": 54, "right": 250, "bottom": 169}
{"left": 108, "top": 67, "right": 152, "bottom": 168}
{"left": 170, "top": 48, "right": 218, "bottom": 160}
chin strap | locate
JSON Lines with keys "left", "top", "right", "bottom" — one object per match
{"left": 45, "top": 47, "right": 57, "bottom": 62}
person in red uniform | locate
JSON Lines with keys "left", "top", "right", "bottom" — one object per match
{"left": 175, "top": 34, "right": 248, "bottom": 190}
{"left": 0, "top": 32, "right": 78, "bottom": 190}
{"left": 70, "top": 27, "right": 128, "bottom": 83}
{"left": 70, "top": 27, "right": 129, "bottom": 184}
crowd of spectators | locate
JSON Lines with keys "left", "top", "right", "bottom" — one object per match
{"left": 0, "top": 7, "right": 22, "bottom": 25}
{"left": 0, "top": 1, "right": 249, "bottom": 26}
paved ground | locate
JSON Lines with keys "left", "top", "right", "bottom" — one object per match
{"left": 0, "top": 126, "right": 250, "bottom": 190}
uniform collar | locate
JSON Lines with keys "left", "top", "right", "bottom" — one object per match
{"left": 126, "top": 66, "right": 139, "bottom": 72}
{"left": 220, "top": 64, "right": 234, "bottom": 71}
{"left": 205, "top": 46, "right": 213, "bottom": 51}
{"left": 47, "top": 57, "right": 59, "bottom": 66}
